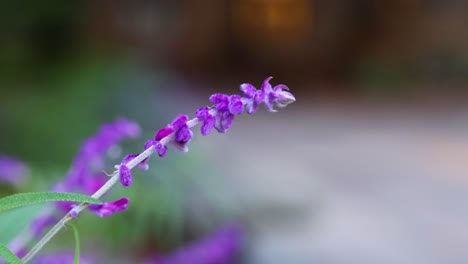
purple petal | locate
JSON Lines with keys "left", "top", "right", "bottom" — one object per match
{"left": 209, "top": 94, "right": 229, "bottom": 111}
{"left": 274, "top": 90, "right": 296, "bottom": 108}
{"left": 195, "top": 106, "right": 211, "bottom": 119}
{"left": 88, "top": 197, "right": 129, "bottom": 217}
{"left": 240, "top": 83, "right": 256, "bottom": 98}
{"left": 214, "top": 111, "right": 235, "bottom": 133}
{"left": 119, "top": 164, "right": 132, "bottom": 187}
{"left": 200, "top": 115, "right": 215, "bottom": 136}
{"left": 175, "top": 125, "right": 193, "bottom": 143}
{"left": 246, "top": 90, "right": 264, "bottom": 114}
{"left": 154, "top": 142, "right": 168, "bottom": 157}
{"left": 260, "top": 76, "right": 274, "bottom": 94}
{"left": 228, "top": 95, "right": 244, "bottom": 115}
{"left": 221, "top": 112, "right": 235, "bottom": 131}
{"left": 170, "top": 115, "right": 189, "bottom": 131}
{"left": 155, "top": 127, "right": 174, "bottom": 141}
{"left": 274, "top": 84, "right": 289, "bottom": 91}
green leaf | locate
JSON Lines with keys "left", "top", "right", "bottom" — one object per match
{"left": 0, "top": 243, "right": 22, "bottom": 264}
{"left": 0, "top": 192, "right": 101, "bottom": 214}
{"left": 70, "top": 224, "right": 80, "bottom": 264}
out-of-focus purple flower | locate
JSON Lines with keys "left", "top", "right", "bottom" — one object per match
{"left": 62, "top": 118, "right": 141, "bottom": 190}
{"left": 88, "top": 197, "right": 129, "bottom": 217}
{"left": 27, "top": 118, "right": 140, "bottom": 239}
{"left": 146, "top": 225, "right": 244, "bottom": 264}
{"left": 0, "top": 155, "right": 29, "bottom": 185}
{"left": 30, "top": 215, "right": 57, "bottom": 238}
{"left": 33, "top": 250, "right": 94, "bottom": 264}
{"left": 195, "top": 107, "right": 216, "bottom": 136}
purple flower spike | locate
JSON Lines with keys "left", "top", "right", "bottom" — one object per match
{"left": 88, "top": 197, "right": 129, "bottom": 217}
{"left": 210, "top": 93, "right": 230, "bottom": 111}
{"left": 119, "top": 164, "right": 132, "bottom": 187}
{"left": 228, "top": 95, "right": 243, "bottom": 115}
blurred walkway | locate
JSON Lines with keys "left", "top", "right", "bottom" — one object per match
{"left": 209, "top": 103, "right": 468, "bottom": 264}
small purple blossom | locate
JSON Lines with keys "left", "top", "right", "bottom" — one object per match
{"left": 210, "top": 94, "right": 230, "bottom": 112}
{"left": 195, "top": 107, "right": 215, "bottom": 136}
{"left": 168, "top": 115, "right": 193, "bottom": 152}
{"left": 119, "top": 164, "right": 132, "bottom": 187}
{"left": 145, "top": 139, "right": 168, "bottom": 158}
{"left": 228, "top": 95, "right": 243, "bottom": 115}
{"left": 0, "top": 155, "right": 29, "bottom": 185}
{"left": 88, "top": 197, "right": 129, "bottom": 217}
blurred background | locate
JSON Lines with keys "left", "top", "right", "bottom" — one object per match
{"left": 1, "top": 0, "right": 468, "bottom": 263}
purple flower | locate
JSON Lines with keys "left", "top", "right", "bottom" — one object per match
{"left": 145, "top": 225, "right": 244, "bottom": 264}
{"left": 155, "top": 127, "right": 174, "bottom": 141}
{"left": 58, "top": 118, "right": 141, "bottom": 192}
{"left": 214, "top": 111, "right": 234, "bottom": 133}
{"left": 122, "top": 153, "right": 150, "bottom": 171}
{"left": 119, "top": 164, "right": 132, "bottom": 187}
{"left": 210, "top": 94, "right": 230, "bottom": 112}
{"left": 168, "top": 115, "right": 193, "bottom": 152}
{"left": 0, "top": 155, "right": 29, "bottom": 185}
{"left": 195, "top": 107, "right": 216, "bottom": 136}
{"left": 241, "top": 77, "right": 295, "bottom": 113}
{"left": 228, "top": 95, "right": 243, "bottom": 115}
{"left": 88, "top": 197, "right": 129, "bottom": 217}
{"left": 260, "top": 77, "right": 295, "bottom": 112}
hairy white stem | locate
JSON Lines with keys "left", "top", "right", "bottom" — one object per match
{"left": 22, "top": 118, "right": 200, "bottom": 263}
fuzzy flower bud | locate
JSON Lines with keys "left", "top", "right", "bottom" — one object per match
{"left": 119, "top": 164, "right": 132, "bottom": 187}
{"left": 195, "top": 107, "right": 216, "bottom": 136}
{"left": 168, "top": 115, "right": 193, "bottom": 152}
